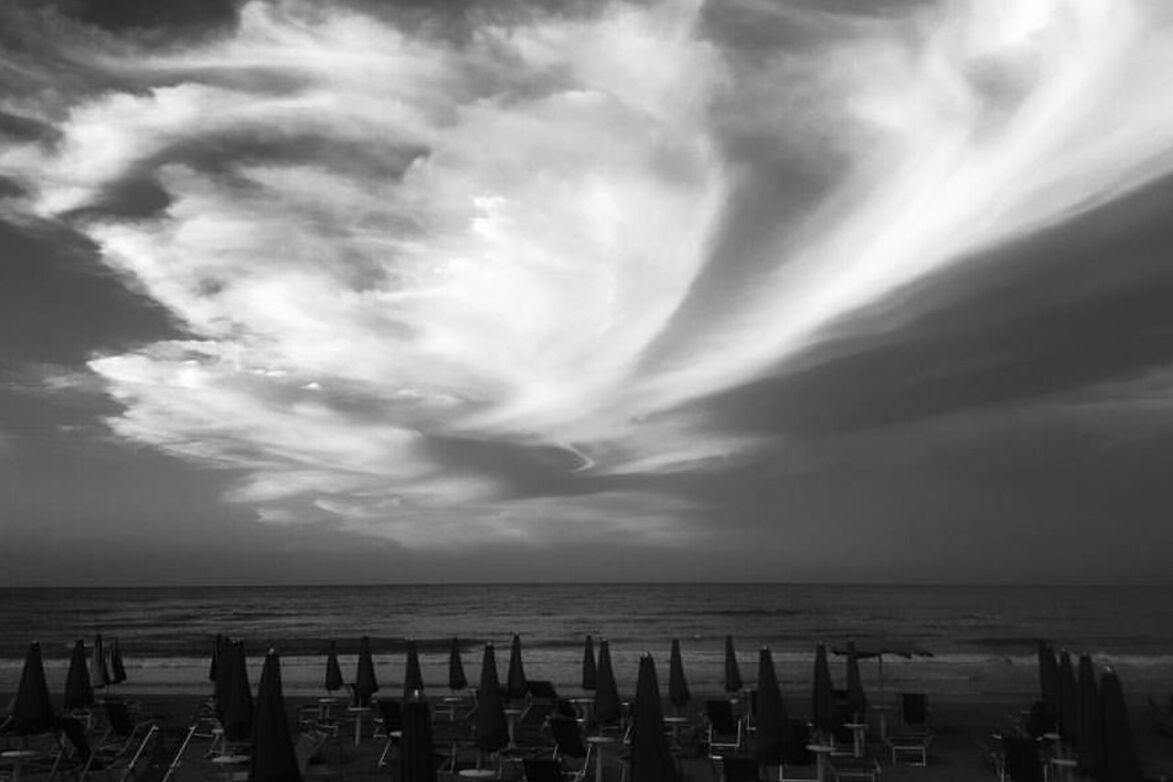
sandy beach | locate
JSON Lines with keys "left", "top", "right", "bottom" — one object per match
{"left": 6, "top": 685, "right": 1173, "bottom": 782}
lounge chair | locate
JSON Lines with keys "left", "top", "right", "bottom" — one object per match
{"left": 885, "top": 693, "right": 932, "bottom": 766}
{"left": 523, "top": 757, "right": 568, "bottom": 782}
{"left": 374, "top": 699, "right": 402, "bottom": 768}
{"left": 1001, "top": 736, "right": 1045, "bottom": 782}
{"left": 549, "top": 715, "right": 590, "bottom": 782}
{"left": 706, "top": 700, "right": 744, "bottom": 754}
{"left": 712, "top": 753, "right": 763, "bottom": 782}
{"left": 829, "top": 756, "right": 881, "bottom": 782}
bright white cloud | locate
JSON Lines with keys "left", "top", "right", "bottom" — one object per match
{"left": 3, "top": 0, "right": 1173, "bottom": 546}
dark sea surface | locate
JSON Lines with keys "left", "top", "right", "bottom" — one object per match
{"left": 2, "top": 584, "right": 1171, "bottom": 698}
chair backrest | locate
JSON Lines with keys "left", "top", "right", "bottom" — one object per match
{"left": 706, "top": 700, "right": 739, "bottom": 734}
{"left": 1002, "top": 736, "right": 1044, "bottom": 782}
{"left": 900, "top": 693, "right": 928, "bottom": 728}
{"left": 106, "top": 700, "right": 134, "bottom": 737}
{"left": 378, "top": 699, "right": 402, "bottom": 732}
{"left": 527, "top": 681, "right": 559, "bottom": 701}
{"left": 719, "top": 755, "right": 762, "bottom": 782}
{"left": 58, "top": 717, "right": 94, "bottom": 762}
{"left": 523, "top": 758, "right": 564, "bottom": 782}
{"left": 549, "top": 715, "right": 587, "bottom": 759}
{"left": 294, "top": 731, "right": 327, "bottom": 774}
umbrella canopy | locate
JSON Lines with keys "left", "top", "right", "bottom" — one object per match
{"left": 221, "top": 641, "right": 255, "bottom": 743}
{"left": 593, "top": 639, "right": 622, "bottom": 727}
{"left": 1078, "top": 655, "right": 1103, "bottom": 779}
{"left": 399, "top": 700, "right": 438, "bottom": 782}
{"left": 753, "top": 647, "right": 788, "bottom": 766}
{"left": 844, "top": 641, "right": 867, "bottom": 719}
{"left": 668, "top": 639, "right": 690, "bottom": 710}
{"left": 448, "top": 638, "right": 468, "bottom": 691}
{"left": 1037, "top": 641, "right": 1061, "bottom": 720}
{"left": 831, "top": 641, "right": 932, "bottom": 699}
{"left": 474, "top": 643, "right": 509, "bottom": 753}
{"left": 628, "top": 655, "right": 675, "bottom": 782}
{"left": 249, "top": 650, "right": 299, "bottom": 782}
{"left": 92, "top": 633, "right": 111, "bottom": 690}
{"left": 403, "top": 639, "right": 425, "bottom": 700}
{"left": 506, "top": 634, "right": 528, "bottom": 701}
{"left": 1100, "top": 669, "right": 1142, "bottom": 782}
{"left": 354, "top": 636, "right": 379, "bottom": 707}
{"left": 581, "top": 635, "right": 598, "bottom": 691}
{"left": 64, "top": 639, "right": 94, "bottom": 710}
{"left": 11, "top": 641, "right": 56, "bottom": 735}
{"left": 811, "top": 643, "right": 836, "bottom": 735}
{"left": 723, "top": 635, "right": 743, "bottom": 694}
{"left": 324, "top": 641, "right": 344, "bottom": 693}
{"left": 1057, "top": 651, "right": 1080, "bottom": 745}
{"left": 109, "top": 638, "right": 128, "bottom": 685}
{"left": 210, "top": 634, "right": 225, "bottom": 684}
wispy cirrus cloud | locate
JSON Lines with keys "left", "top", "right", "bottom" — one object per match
{"left": 4, "top": 0, "right": 1173, "bottom": 548}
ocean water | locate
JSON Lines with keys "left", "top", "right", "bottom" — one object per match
{"left": 1, "top": 583, "right": 1171, "bottom": 701}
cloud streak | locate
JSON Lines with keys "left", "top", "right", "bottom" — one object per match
{"left": 4, "top": 0, "right": 1173, "bottom": 547}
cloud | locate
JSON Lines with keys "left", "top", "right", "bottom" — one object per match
{"left": 4, "top": 0, "right": 1173, "bottom": 548}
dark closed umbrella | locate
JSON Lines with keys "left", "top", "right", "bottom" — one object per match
{"left": 593, "top": 639, "right": 622, "bottom": 728}
{"left": 1100, "top": 669, "right": 1142, "bottom": 782}
{"left": 475, "top": 643, "right": 509, "bottom": 754}
{"left": 64, "top": 639, "right": 94, "bottom": 710}
{"left": 811, "top": 643, "right": 836, "bottom": 736}
{"left": 404, "top": 639, "right": 425, "bottom": 700}
{"left": 92, "top": 634, "right": 110, "bottom": 690}
{"left": 12, "top": 641, "right": 56, "bottom": 735}
{"left": 354, "top": 636, "right": 379, "bottom": 707}
{"left": 845, "top": 641, "right": 867, "bottom": 719}
{"left": 1037, "top": 641, "right": 1061, "bottom": 721}
{"left": 506, "top": 634, "right": 528, "bottom": 701}
{"left": 1058, "top": 651, "right": 1079, "bottom": 745}
{"left": 210, "top": 634, "right": 225, "bottom": 684}
{"left": 1078, "top": 655, "right": 1103, "bottom": 779}
{"left": 753, "top": 647, "right": 788, "bottom": 766}
{"left": 628, "top": 655, "right": 675, "bottom": 782}
{"left": 724, "top": 635, "right": 743, "bottom": 694}
{"left": 448, "top": 638, "right": 468, "bottom": 691}
{"left": 668, "top": 639, "right": 690, "bottom": 710}
{"left": 221, "top": 641, "right": 254, "bottom": 743}
{"left": 109, "top": 638, "right": 127, "bottom": 684}
{"left": 399, "top": 700, "right": 438, "bottom": 782}
{"left": 249, "top": 650, "right": 299, "bottom": 782}
{"left": 581, "top": 635, "right": 597, "bottom": 691}
{"left": 324, "top": 641, "right": 344, "bottom": 693}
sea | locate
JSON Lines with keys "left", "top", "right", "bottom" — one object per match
{"left": 2, "top": 583, "right": 1171, "bottom": 702}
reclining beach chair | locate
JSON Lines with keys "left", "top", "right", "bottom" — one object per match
{"left": 549, "top": 715, "right": 590, "bottom": 782}
{"left": 523, "top": 757, "right": 568, "bottom": 782}
{"left": 885, "top": 693, "right": 932, "bottom": 766}
{"left": 706, "top": 700, "right": 744, "bottom": 754}
{"left": 712, "top": 754, "right": 763, "bottom": 782}
{"left": 374, "top": 699, "right": 403, "bottom": 768}
{"left": 1001, "top": 736, "right": 1044, "bottom": 782}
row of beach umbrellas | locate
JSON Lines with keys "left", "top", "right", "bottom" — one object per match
{"left": 1036, "top": 641, "right": 1143, "bottom": 782}
{"left": 4, "top": 636, "right": 130, "bottom": 736}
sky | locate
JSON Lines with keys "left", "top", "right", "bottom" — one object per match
{"left": 3, "top": 0, "right": 1173, "bottom": 585}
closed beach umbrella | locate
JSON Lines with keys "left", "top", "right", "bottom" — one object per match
{"left": 474, "top": 643, "right": 509, "bottom": 754}
{"left": 403, "top": 639, "right": 425, "bottom": 699}
{"left": 506, "top": 634, "right": 528, "bottom": 701}
{"left": 1037, "top": 641, "right": 1061, "bottom": 721}
{"left": 399, "top": 700, "right": 438, "bottom": 782}
{"left": 92, "top": 633, "right": 110, "bottom": 690}
{"left": 753, "top": 647, "right": 788, "bottom": 767}
{"left": 1079, "top": 654, "right": 1103, "bottom": 777}
{"left": 628, "top": 655, "right": 675, "bottom": 782}
{"left": 724, "top": 635, "right": 743, "bottom": 694}
{"left": 110, "top": 638, "right": 128, "bottom": 685}
{"left": 1100, "top": 669, "right": 1142, "bottom": 782}
{"left": 581, "top": 635, "right": 597, "bottom": 691}
{"left": 64, "top": 639, "right": 94, "bottom": 710}
{"left": 222, "top": 641, "right": 255, "bottom": 743}
{"left": 448, "top": 638, "right": 467, "bottom": 692}
{"left": 210, "top": 633, "right": 225, "bottom": 684}
{"left": 593, "top": 639, "right": 622, "bottom": 728}
{"left": 668, "top": 639, "right": 690, "bottom": 711}
{"left": 354, "top": 636, "right": 379, "bottom": 707}
{"left": 249, "top": 650, "right": 299, "bottom": 782}
{"left": 811, "top": 643, "right": 836, "bottom": 736}
{"left": 324, "top": 640, "right": 344, "bottom": 693}
{"left": 845, "top": 640, "right": 867, "bottom": 719}
{"left": 12, "top": 641, "right": 56, "bottom": 735}
{"left": 1058, "top": 651, "right": 1080, "bottom": 745}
